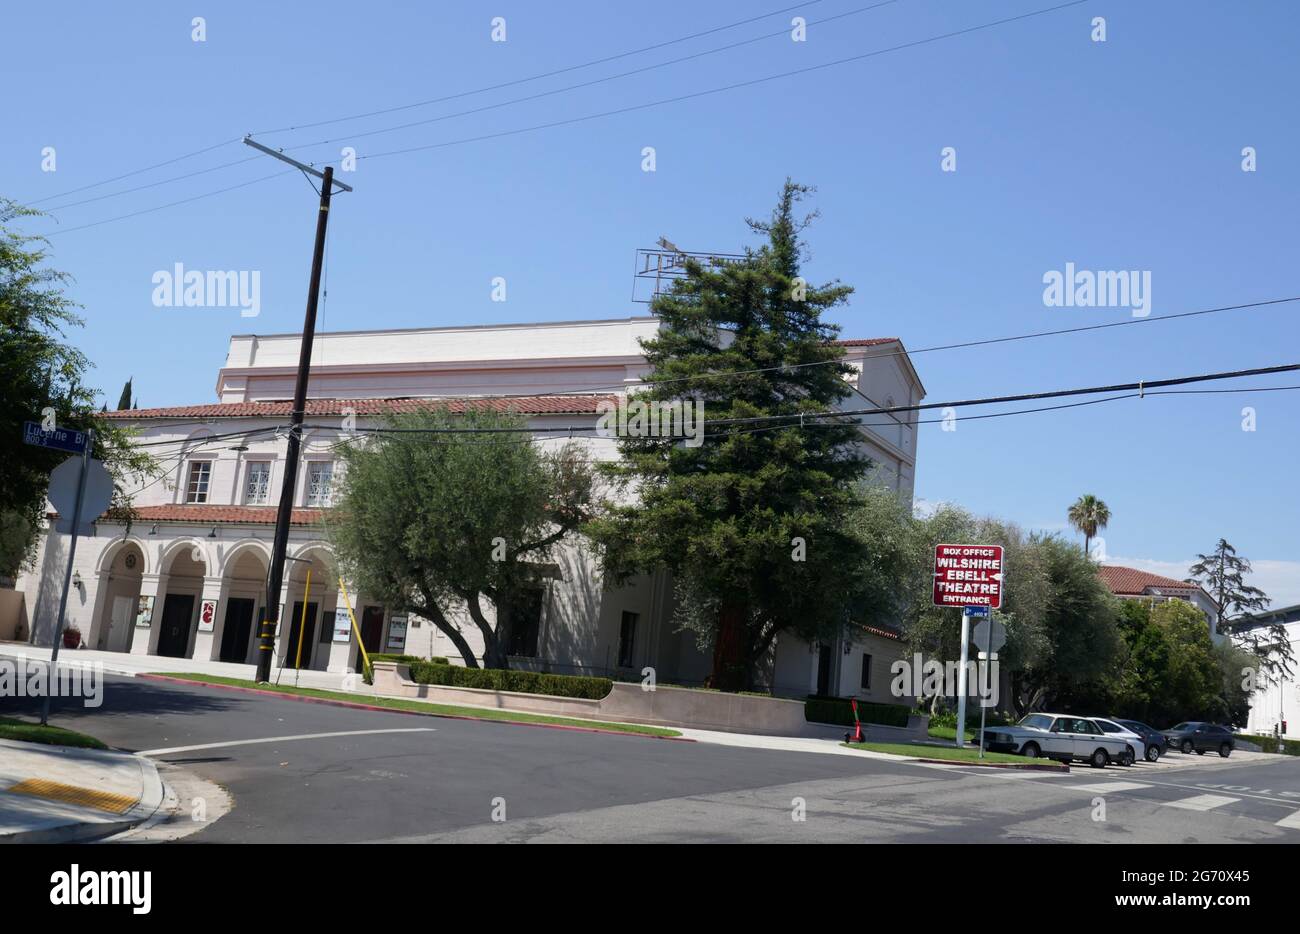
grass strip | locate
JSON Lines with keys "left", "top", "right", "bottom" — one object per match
{"left": 152, "top": 673, "right": 682, "bottom": 738}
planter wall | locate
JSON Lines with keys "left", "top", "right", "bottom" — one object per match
{"left": 371, "top": 661, "right": 810, "bottom": 735}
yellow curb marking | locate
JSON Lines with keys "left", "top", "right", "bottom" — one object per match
{"left": 6, "top": 778, "right": 137, "bottom": 814}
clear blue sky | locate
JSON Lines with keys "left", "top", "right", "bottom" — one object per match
{"left": 6, "top": 1, "right": 1298, "bottom": 603}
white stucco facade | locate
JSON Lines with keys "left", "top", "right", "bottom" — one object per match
{"left": 15, "top": 316, "right": 925, "bottom": 695}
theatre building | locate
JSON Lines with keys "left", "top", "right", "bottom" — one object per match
{"left": 15, "top": 316, "right": 925, "bottom": 698}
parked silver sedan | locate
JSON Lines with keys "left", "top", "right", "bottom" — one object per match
{"left": 979, "top": 713, "right": 1132, "bottom": 767}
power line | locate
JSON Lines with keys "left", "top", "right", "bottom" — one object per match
{"left": 24, "top": 136, "right": 244, "bottom": 206}
{"left": 25, "top": 0, "right": 831, "bottom": 208}
{"left": 299, "top": 294, "right": 1299, "bottom": 404}
{"left": 355, "top": 0, "right": 1088, "bottom": 164}
{"left": 38, "top": 155, "right": 262, "bottom": 212}
{"left": 34, "top": 0, "right": 1083, "bottom": 236}
{"left": 296, "top": 363, "right": 1300, "bottom": 436}
{"left": 44, "top": 170, "right": 293, "bottom": 237}
{"left": 275, "top": 1, "right": 901, "bottom": 154}
{"left": 254, "top": 0, "right": 837, "bottom": 136}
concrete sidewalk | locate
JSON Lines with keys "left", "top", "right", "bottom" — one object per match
{"left": 0, "top": 737, "right": 165, "bottom": 843}
{"left": 0, "top": 642, "right": 353, "bottom": 692}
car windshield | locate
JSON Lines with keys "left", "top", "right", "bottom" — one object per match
{"left": 1170, "top": 723, "right": 1192, "bottom": 731}
{"left": 1018, "top": 714, "right": 1051, "bottom": 730}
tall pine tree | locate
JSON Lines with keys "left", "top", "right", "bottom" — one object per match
{"left": 116, "top": 376, "right": 133, "bottom": 412}
{"left": 1189, "top": 539, "right": 1295, "bottom": 682}
{"left": 592, "top": 181, "right": 871, "bottom": 691}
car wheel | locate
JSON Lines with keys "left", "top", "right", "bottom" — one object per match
{"left": 1120, "top": 746, "right": 1135, "bottom": 766}
{"left": 1021, "top": 742, "right": 1040, "bottom": 759}
{"left": 1090, "top": 748, "right": 1109, "bottom": 768}
{"left": 1219, "top": 743, "right": 1232, "bottom": 758}
{"left": 1181, "top": 739, "right": 1194, "bottom": 754}
{"left": 1145, "top": 745, "right": 1161, "bottom": 762}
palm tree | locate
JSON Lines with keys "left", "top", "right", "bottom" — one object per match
{"left": 1067, "top": 494, "right": 1111, "bottom": 559}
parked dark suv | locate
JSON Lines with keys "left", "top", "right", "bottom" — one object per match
{"left": 1162, "top": 722, "right": 1235, "bottom": 757}
{"left": 1117, "top": 719, "right": 1167, "bottom": 762}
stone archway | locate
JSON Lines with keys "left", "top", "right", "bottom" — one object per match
{"left": 90, "top": 540, "right": 147, "bottom": 653}
{"left": 216, "top": 543, "right": 270, "bottom": 664}
{"left": 154, "top": 543, "right": 208, "bottom": 658}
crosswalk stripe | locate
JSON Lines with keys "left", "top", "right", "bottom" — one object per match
{"left": 1275, "top": 810, "right": 1300, "bottom": 830}
{"left": 1161, "top": 794, "right": 1238, "bottom": 811}
{"left": 1067, "top": 781, "right": 1152, "bottom": 793}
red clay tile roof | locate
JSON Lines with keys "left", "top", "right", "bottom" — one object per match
{"left": 107, "top": 505, "right": 325, "bottom": 526}
{"left": 1099, "top": 565, "right": 1203, "bottom": 596}
{"left": 857, "top": 624, "right": 899, "bottom": 640}
{"left": 103, "top": 395, "right": 619, "bottom": 420}
{"left": 834, "top": 338, "right": 899, "bottom": 347}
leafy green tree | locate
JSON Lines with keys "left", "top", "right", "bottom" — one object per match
{"left": 1066, "top": 493, "right": 1110, "bottom": 558}
{"left": 591, "top": 181, "right": 869, "bottom": 691}
{"left": 330, "top": 407, "right": 595, "bottom": 670}
{"left": 1188, "top": 538, "right": 1293, "bottom": 684}
{"left": 1010, "top": 535, "right": 1123, "bottom": 714}
{"left": 1149, "top": 599, "right": 1224, "bottom": 722}
{"left": 0, "top": 199, "right": 156, "bottom": 581}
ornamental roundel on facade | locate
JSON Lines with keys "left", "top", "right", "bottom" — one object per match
{"left": 125, "top": 552, "right": 137, "bottom": 570}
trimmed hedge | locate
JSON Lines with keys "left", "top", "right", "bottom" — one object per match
{"left": 406, "top": 660, "right": 613, "bottom": 701}
{"left": 371, "top": 654, "right": 447, "bottom": 665}
{"left": 1247, "top": 735, "right": 1300, "bottom": 756}
{"left": 805, "top": 696, "right": 912, "bottom": 728}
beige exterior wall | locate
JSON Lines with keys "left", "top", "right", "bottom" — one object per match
{"left": 17, "top": 316, "right": 924, "bottom": 695}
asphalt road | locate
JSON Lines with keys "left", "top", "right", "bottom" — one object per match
{"left": 8, "top": 675, "right": 1300, "bottom": 843}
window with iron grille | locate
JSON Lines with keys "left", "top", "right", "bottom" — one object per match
{"left": 306, "top": 462, "right": 333, "bottom": 507}
{"left": 185, "top": 462, "right": 212, "bottom": 503}
{"left": 245, "top": 462, "right": 271, "bottom": 505}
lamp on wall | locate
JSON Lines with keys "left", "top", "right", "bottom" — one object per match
{"left": 149, "top": 525, "right": 158, "bottom": 535}
{"left": 208, "top": 528, "right": 219, "bottom": 538}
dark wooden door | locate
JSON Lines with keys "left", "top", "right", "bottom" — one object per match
{"left": 219, "top": 598, "right": 255, "bottom": 663}
{"left": 157, "top": 594, "right": 195, "bottom": 658}
{"left": 816, "top": 644, "right": 832, "bottom": 697}
{"left": 360, "top": 606, "right": 385, "bottom": 655}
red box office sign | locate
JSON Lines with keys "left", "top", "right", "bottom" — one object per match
{"left": 932, "top": 543, "right": 1005, "bottom": 609}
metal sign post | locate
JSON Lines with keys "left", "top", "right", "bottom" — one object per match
{"left": 41, "top": 430, "right": 92, "bottom": 726}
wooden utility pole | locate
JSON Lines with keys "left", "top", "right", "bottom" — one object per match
{"left": 243, "top": 137, "right": 352, "bottom": 682}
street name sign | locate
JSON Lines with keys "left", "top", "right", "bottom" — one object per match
{"left": 23, "top": 421, "right": 88, "bottom": 454}
{"left": 933, "top": 543, "right": 1005, "bottom": 609}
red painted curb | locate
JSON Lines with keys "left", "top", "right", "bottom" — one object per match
{"left": 135, "top": 673, "right": 695, "bottom": 742}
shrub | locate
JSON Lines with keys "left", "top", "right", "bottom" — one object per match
{"left": 406, "top": 661, "right": 612, "bottom": 700}
{"left": 805, "top": 696, "right": 911, "bottom": 728}
{"left": 371, "top": 653, "right": 445, "bottom": 665}
{"left": 1248, "top": 735, "right": 1300, "bottom": 756}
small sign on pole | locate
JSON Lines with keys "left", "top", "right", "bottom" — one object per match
{"left": 23, "top": 421, "right": 89, "bottom": 454}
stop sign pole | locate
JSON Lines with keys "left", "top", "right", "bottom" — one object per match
{"left": 42, "top": 430, "right": 93, "bottom": 726}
